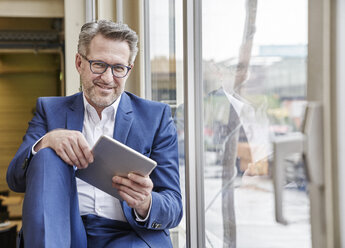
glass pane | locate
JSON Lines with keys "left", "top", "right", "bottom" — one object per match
{"left": 202, "top": 0, "right": 310, "bottom": 247}
{"left": 148, "top": 0, "right": 185, "bottom": 247}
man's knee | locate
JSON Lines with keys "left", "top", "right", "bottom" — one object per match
{"left": 27, "top": 148, "right": 71, "bottom": 178}
{"left": 35, "top": 147, "right": 60, "bottom": 160}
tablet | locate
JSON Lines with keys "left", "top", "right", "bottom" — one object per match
{"left": 75, "top": 135, "right": 157, "bottom": 199}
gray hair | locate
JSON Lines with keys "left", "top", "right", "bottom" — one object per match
{"left": 78, "top": 20, "right": 138, "bottom": 65}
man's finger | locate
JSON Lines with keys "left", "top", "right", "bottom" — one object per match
{"left": 128, "top": 173, "right": 153, "bottom": 188}
{"left": 77, "top": 135, "right": 94, "bottom": 164}
{"left": 56, "top": 149, "right": 74, "bottom": 167}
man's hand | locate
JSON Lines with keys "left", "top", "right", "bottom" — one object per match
{"left": 34, "top": 129, "right": 93, "bottom": 169}
{"left": 112, "top": 173, "right": 153, "bottom": 218}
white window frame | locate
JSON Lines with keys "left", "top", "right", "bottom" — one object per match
{"left": 183, "top": 0, "right": 205, "bottom": 247}
{"left": 76, "top": 0, "right": 345, "bottom": 247}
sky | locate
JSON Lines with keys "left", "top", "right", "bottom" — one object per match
{"left": 149, "top": 0, "right": 308, "bottom": 62}
{"left": 202, "top": 0, "right": 308, "bottom": 61}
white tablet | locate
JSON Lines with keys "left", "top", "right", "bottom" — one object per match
{"left": 75, "top": 135, "right": 157, "bottom": 199}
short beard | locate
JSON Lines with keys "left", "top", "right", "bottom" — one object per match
{"left": 84, "top": 84, "right": 119, "bottom": 109}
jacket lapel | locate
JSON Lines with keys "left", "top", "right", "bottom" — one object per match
{"left": 66, "top": 93, "right": 84, "bottom": 132}
{"left": 113, "top": 93, "right": 133, "bottom": 145}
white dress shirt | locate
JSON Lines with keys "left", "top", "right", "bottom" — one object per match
{"left": 76, "top": 94, "right": 127, "bottom": 221}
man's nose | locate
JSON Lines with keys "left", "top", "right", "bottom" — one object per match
{"left": 101, "top": 67, "right": 113, "bottom": 83}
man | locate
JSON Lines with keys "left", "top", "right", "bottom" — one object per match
{"left": 6, "top": 20, "right": 182, "bottom": 248}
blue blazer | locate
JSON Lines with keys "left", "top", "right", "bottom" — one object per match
{"left": 7, "top": 92, "right": 183, "bottom": 247}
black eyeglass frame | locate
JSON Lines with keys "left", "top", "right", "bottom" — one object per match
{"left": 79, "top": 53, "right": 132, "bottom": 78}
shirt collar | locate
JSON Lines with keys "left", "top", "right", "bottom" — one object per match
{"left": 82, "top": 93, "right": 122, "bottom": 122}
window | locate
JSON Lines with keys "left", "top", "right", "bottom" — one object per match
{"left": 146, "top": 0, "right": 185, "bottom": 246}
{"left": 146, "top": 0, "right": 309, "bottom": 247}
{"left": 202, "top": 0, "right": 309, "bottom": 247}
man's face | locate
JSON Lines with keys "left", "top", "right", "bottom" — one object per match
{"left": 76, "top": 34, "right": 132, "bottom": 112}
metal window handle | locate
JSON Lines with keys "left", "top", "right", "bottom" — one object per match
{"left": 302, "top": 102, "right": 324, "bottom": 187}
{"left": 272, "top": 102, "right": 323, "bottom": 225}
{"left": 272, "top": 132, "right": 305, "bottom": 225}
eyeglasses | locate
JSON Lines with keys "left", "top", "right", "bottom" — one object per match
{"left": 79, "top": 54, "right": 131, "bottom": 78}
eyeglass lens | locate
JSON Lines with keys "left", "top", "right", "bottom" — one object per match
{"left": 90, "top": 61, "right": 129, "bottom": 78}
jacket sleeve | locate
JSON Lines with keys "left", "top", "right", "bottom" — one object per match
{"left": 123, "top": 104, "right": 183, "bottom": 231}
{"left": 6, "top": 98, "right": 48, "bottom": 192}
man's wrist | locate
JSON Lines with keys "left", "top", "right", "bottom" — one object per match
{"left": 134, "top": 197, "right": 152, "bottom": 222}
{"left": 32, "top": 136, "right": 45, "bottom": 155}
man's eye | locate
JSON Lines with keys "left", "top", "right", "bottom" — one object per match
{"left": 92, "top": 62, "right": 106, "bottom": 68}
{"left": 113, "top": 65, "right": 125, "bottom": 72}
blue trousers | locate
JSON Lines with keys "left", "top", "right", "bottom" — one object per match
{"left": 21, "top": 148, "right": 148, "bottom": 248}
{"left": 82, "top": 214, "right": 148, "bottom": 248}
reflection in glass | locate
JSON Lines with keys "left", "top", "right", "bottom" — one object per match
{"left": 148, "top": 0, "right": 309, "bottom": 246}
{"left": 202, "top": 0, "right": 309, "bottom": 247}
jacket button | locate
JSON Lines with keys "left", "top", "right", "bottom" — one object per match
{"left": 151, "top": 222, "right": 161, "bottom": 229}
{"left": 22, "top": 158, "right": 29, "bottom": 170}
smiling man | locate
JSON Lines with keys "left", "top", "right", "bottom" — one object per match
{"left": 7, "top": 20, "right": 182, "bottom": 248}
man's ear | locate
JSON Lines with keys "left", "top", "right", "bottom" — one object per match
{"left": 75, "top": 53, "right": 82, "bottom": 73}
{"left": 127, "top": 64, "right": 134, "bottom": 77}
